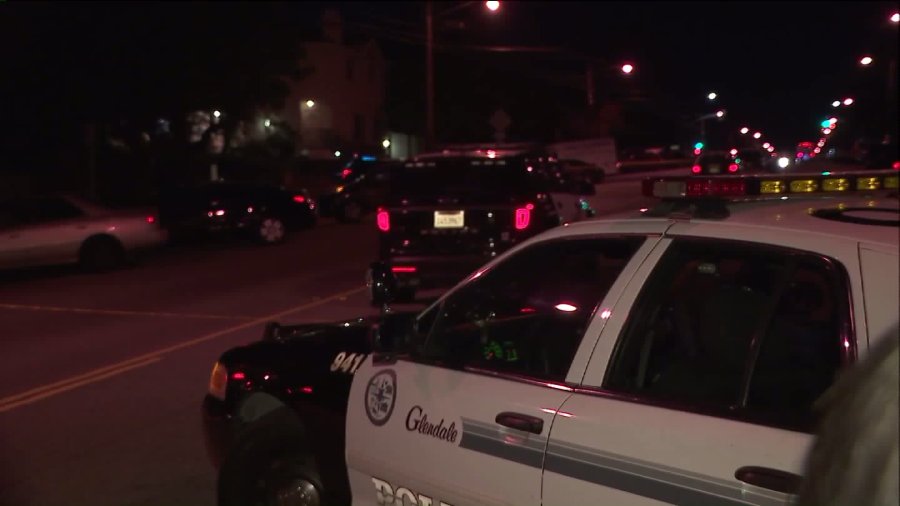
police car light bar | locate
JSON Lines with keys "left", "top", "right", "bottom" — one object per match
{"left": 643, "top": 171, "right": 899, "bottom": 199}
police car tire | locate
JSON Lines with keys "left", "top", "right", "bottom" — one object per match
{"left": 218, "top": 441, "right": 323, "bottom": 506}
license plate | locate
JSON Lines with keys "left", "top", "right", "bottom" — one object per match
{"left": 434, "top": 211, "right": 464, "bottom": 228}
{"left": 708, "top": 164, "right": 721, "bottom": 173}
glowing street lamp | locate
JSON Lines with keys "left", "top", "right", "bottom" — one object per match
{"left": 843, "top": 97, "right": 854, "bottom": 106}
{"left": 305, "top": 100, "right": 316, "bottom": 108}
{"left": 891, "top": 12, "right": 899, "bottom": 23}
{"left": 740, "top": 127, "right": 749, "bottom": 134}
{"left": 382, "top": 139, "right": 391, "bottom": 149}
{"left": 707, "top": 92, "right": 718, "bottom": 101}
{"left": 485, "top": 0, "right": 500, "bottom": 11}
{"left": 753, "top": 132, "right": 762, "bottom": 139}
{"left": 860, "top": 56, "right": 874, "bottom": 66}
{"left": 832, "top": 100, "right": 841, "bottom": 107}
{"left": 621, "top": 63, "right": 635, "bottom": 74}
{"left": 715, "top": 110, "right": 726, "bottom": 118}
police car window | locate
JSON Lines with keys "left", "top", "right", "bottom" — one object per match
{"left": 604, "top": 239, "right": 848, "bottom": 430}
{"left": 418, "top": 237, "right": 644, "bottom": 382}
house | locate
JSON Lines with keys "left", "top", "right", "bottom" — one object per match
{"left": 280, "top": 10, "right": 387, "bottom": 158}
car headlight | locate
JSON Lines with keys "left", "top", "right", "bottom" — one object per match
{"left": 777, "top": 157, "right": 790, "bottom": 169}
{"left": 208, "top": 362, "right": 228, "bottom": 401}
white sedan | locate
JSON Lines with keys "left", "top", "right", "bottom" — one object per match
{"left": 0, "top": 194, "right": 167, "bottom": 271}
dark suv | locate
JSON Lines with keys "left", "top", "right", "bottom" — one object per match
{"left": 158, "top": 182, "right": 317, "bottom": 245}
{"left": 367, "top": 154, "right": 594, "bottom": 304}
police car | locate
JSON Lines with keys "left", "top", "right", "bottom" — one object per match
{"left": 203, "top": 170, "right": 899, "bottom": 506}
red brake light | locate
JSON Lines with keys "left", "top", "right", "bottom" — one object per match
{"left": 231, "top": 371, "right": 245, "bottom": 380}
{"left": 293, "top": 195, "right": 306, "bottom": 203}
{"left": 797, "top": 152, "right": 803, "bottom": 158}
{"left": 691, "top": 165, "right": 702, "bottom": 174}
{"left": 514, "top": 203, "right": 534, "bottom": 230}
{"left": 728, "top": 163, "right": 739, "bottom": 173}
{"left": 893, "top": 161, "right": 900, "bottom": 171}
{"left": 341, "top": 168, "right": 353, "bottom": 179}
{"left": 146, "top": 216, "right": 156, "bottom": 224}
{"left": 685, "top": 179, "right": 747, "bottom": 197}
{"left": 391, "top": 266, "right": 417, "bottom": 273}
{"left": 376, "top": 209, "right": 390, "bottom": 231}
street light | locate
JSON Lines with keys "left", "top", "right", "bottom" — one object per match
{"left": 707, "top": 92, "right": 717, "bottom": 101}
{"left": 740, "top": 127, "right": 749, "bottom": 134}
{"left": 843, "top": 97, "right": 854, "bottom": 106}
{"left": 832, "top": 100, "right": 841, "bottom": 107}
{"left": 382, "top": 139, "right": 391, "bottom": 149}
{"left": 860, "top": 56, "right": 874, "bottom": 66}
{"left": 485, "top": 0, "right": 500, "bottom": 11}
{"left": 891, "top": 12, "right": 899, "bottom": 23}
{"left": 753, "top": 132, "right": 762, "bottom": 139}
{"left": 621, "top": 63, "right": 635, "bottom": 74}
{"left": 715, "top": 110, "right": 725, "bottom": 118}
{"left": 305, "top": 100, "right": 315, "bottom": 108}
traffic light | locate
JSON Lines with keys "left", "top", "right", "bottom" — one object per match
{"left": 694, "top": 142, "right": 704, "bottom": 150}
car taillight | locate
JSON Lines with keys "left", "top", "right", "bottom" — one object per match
{"left": 893, "top": 161, "right": 900, "bottom": 171}
{"left": 341, "top": 168, "right": 353, "bottom": 179}
{"left": 146, "top": 215, "right": 156, "bottom": 224}
{"left": 377, "top": 209, "right": 390, "bottom": 231}
{"left": 391, "top": 266, "right": 417, "bottom": 273}
{"left": 691, "top": 165, "right": 701, "bottom": 174}
{"left": 514, "top": 203, "right": 534, "bottom": 230}
{"left": 728, "top": 163, "right": 739, "bottom": 172}
{"left": 685, "top": 179, "right": 747, "bottom": 197}
{"left": 293, "top": 195, "right": 306, "bottom": 203}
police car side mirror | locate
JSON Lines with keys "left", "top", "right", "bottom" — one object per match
{"left": 373, "top": 312, "right": 417, "bottom": 353}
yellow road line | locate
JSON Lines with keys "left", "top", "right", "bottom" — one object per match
{"left": 0, "top": 357, "right": 162, "bottom": 413}
{"left": 0, "top": 285, "right": 366, "bottom": 413}
{"left": 0, "top": 303, "right": 253, "bottom": 321}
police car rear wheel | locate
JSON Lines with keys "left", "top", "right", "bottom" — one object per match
{"left": 267, "top": 474, "right": 320, "bottom": 506}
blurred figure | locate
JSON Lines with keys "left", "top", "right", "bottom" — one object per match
{"left": 798, "top": 326, "right": 899, "bottom": 506}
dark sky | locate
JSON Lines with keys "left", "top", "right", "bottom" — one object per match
{"left": 1, "top": 1, "right": 896, "bottom": 152}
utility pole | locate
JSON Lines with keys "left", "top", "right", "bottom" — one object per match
{"left": 425, "top": 1, "right": 435, "bottom": 149}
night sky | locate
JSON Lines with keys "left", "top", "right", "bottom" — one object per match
{"left": 1, "top": 1, "right": 896, "bottom": 160}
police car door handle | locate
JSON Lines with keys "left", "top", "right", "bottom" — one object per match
{"left": 734, "top": 466, "right": 802, "bottom": 495}
{"left": 495, "top": 412, "right": 544, "bottom": 435}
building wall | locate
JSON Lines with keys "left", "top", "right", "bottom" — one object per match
{"left": 282, "top": 39, "right": 386, "bottom": 155}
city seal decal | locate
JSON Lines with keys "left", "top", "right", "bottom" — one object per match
{"left": 365, "top": 369, "right": 397, "bottom": 426}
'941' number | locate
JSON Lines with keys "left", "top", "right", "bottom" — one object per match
{"left": 330, "top": 352, "right": 367, "bottom": 374}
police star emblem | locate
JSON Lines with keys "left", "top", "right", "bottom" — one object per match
{"left": 364, "top": 370, "right": 397, "bottom": 426}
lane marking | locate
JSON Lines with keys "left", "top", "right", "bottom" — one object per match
{"left": 0, "top": 285, "right": 367, "bottom": 413}
{"left": 0, "top": 303, "right": 254, "bottom": 321}
{"left": 0, "top": 357, "right": 162, "bottom": 413}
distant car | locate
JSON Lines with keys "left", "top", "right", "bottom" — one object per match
{"left": 0, "top": 194, "right": 167, "bottom": 272}
{"left": 368, "top": 151, "right": 596, "bottom": 304}
{"left": 692, "top": 151, "right": 739, "bottom": 174}
{"left": 559, "top": 158, "right": 606, "bottom": 183}
{"left": 736, "top": 149, "right": 767, "bottom": 173}
{"left": 158, "top": 182, "right": 317, "bottom": 245}
{"left": 317, "top": 156, "right": 402, "bottom": 223}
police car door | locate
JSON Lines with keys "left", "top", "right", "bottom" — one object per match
{"left": 543, "top": 233, "right": 863, "bottom": 506}
{"left": 347, "top": 234, "right": 651, "bottom": 506}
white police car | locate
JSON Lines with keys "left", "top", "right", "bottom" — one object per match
{"left": 345, "top": 170, "right": 899, "bottom": 506}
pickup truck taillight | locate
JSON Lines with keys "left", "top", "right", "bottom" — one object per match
{"left": 377, "top": 209, "right": 390, "bottom": 232}
{"left": 515, "top": 203, "right": 534, "bottom": 230}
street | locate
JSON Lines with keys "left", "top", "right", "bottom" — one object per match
{"left": 0, "top": 171, "right": 670, "bottom": 506}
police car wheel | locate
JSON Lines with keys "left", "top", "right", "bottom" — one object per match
{"left": 219, "top": 446, "right": 323, "bottom": 506}
{"left": 265, "top": 465, "right": 321, "bottom": 506}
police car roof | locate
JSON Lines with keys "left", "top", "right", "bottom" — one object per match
{"left": 561, "top": 195, "right": 900, "bottom": 248}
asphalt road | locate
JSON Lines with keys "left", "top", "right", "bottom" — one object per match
{"left": 0, "top": 169, "right": 672, "bottom": 506}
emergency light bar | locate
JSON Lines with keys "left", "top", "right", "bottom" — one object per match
{"left": 643, "top": 171, "right": 898, "bottom": 199}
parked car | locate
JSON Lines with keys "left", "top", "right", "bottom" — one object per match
{"left": 0, "top": 194, "right": 166, "bottom": 272}
{"left": 559, "top": 158, "right": 606, "bottom": 183}
{"left": 202, "top": 169, "right": 898, "bottom": 506}
{"left": 158, "top": 182, "right": 317, "bottom": 245}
